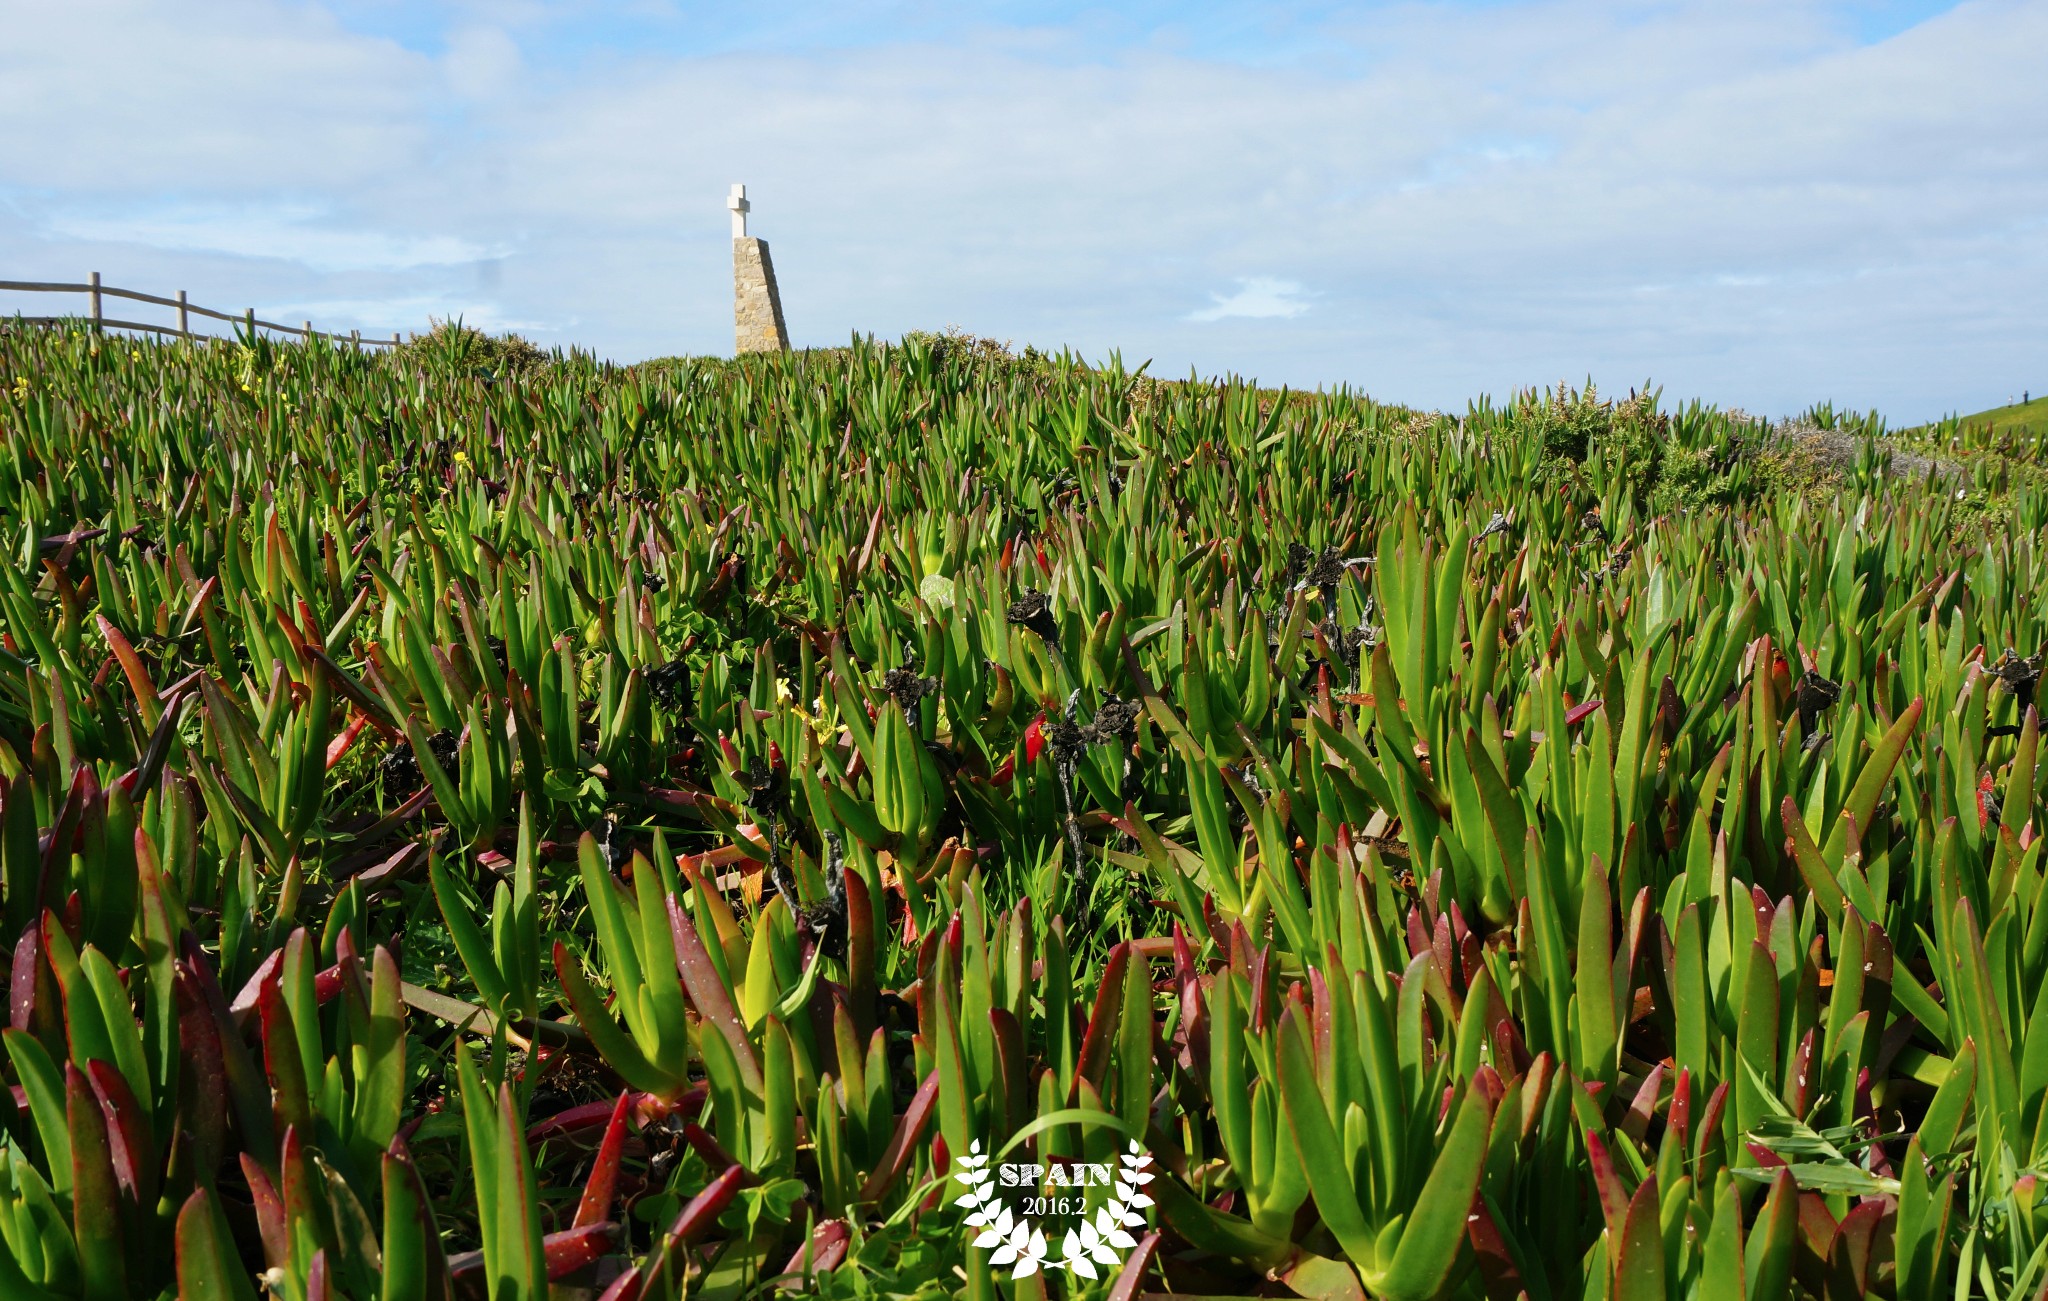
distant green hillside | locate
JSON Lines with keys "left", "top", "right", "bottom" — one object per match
{"left": 1955, "top": 393, "right": 2048, "bottom": 436}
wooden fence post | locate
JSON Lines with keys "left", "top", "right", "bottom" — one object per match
{"left": 88, "top": 271, "right": 101, "bottom": 329}
{"left": 176, "top": 290, "right": 189, "bottom": 337}
{"left": 302, "top": 321, "right": 313, "bottom": 344}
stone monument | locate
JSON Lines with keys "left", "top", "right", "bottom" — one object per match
{"left": 730, "top": 184, "right": 790, "bottom": 354}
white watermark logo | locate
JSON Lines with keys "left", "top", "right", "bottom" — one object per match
{"left": 953, "top": 1140, "right": 1154, "bottom": 1280}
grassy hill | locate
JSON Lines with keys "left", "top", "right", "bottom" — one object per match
{"left": 1955, "top": 392, "right": 2048, "bottom": 437}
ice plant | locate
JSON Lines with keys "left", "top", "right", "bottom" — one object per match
{"left": 0, "top": 323, "right": 2039, "bottom": 1298}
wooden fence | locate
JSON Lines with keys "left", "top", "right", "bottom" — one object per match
{"left": 1, "top": 272, "right": 404, "bottom": 348}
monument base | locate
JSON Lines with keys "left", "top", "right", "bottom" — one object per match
{"left": 734, "top": 237, "right": 790, "bottom": 354}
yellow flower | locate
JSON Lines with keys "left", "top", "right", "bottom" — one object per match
{"left": 453, "top": 450, "right": 471, "bottom": 465}
{"left": 130, "top": 351, "right": 142, "bottom": 362}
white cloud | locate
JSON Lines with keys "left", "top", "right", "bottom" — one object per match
{"left": 254, "top": 296, "right": 552, "bottom": 336}
{"left": 0, "top": 0, "right": 428, "bottom": 191}
{"left": 1188, "top": 278, "right": 1313, "bottom": 322}
{"left": 43, "top": 204, "right": 506, "bottom": 273}
{"left": 444, "top": 25, "right": 523, "bottom": 100}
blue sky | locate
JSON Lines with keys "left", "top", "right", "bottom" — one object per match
{"left": 2, "top": 0, "right": 2042, "bottom": 421}
{"left": 331, "top": 1, "right": 1966, "bottom": 65}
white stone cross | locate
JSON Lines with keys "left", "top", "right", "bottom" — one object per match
{"left": 728, "top": 183, "right": 750, "bottom": 239}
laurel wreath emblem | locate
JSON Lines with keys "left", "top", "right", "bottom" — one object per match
{"left": 952, "top": 1140, "right": 1154, "bottom": 1280}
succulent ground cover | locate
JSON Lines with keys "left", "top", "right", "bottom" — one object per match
{"left": 0, "top": 319, "right": 2045, "bottom": 1300}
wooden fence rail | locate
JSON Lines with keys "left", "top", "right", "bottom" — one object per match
{"left": 1, "top": 272, "right": 404, "bottom": 348}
